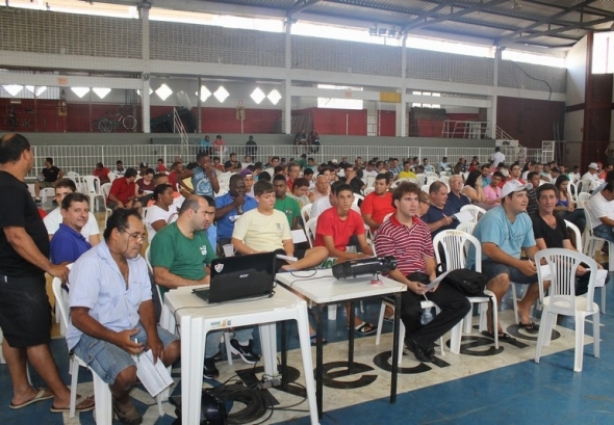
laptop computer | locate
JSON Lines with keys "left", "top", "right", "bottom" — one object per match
{"left": 192, "top": 252, "right": 277, "bottom": 303}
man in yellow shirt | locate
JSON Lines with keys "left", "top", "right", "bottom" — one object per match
{"left": 397, "top": 160, "right": 418, "bottom": 180}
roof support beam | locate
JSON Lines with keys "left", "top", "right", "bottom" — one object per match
{"left": 287, "top": 0, "right": 322, "bottom": 17}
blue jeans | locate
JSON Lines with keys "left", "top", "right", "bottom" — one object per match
{"left": 593, "top": 224, "right": 614, "bottom": 244}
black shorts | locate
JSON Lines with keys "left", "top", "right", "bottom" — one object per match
{"left": 0, "top": 274, "right": 51, "bottom": 348}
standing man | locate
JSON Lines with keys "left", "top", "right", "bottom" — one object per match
{"left": 245, "top": 135, "right": 257, "bottom": 160}
{"left": 467, "top": 180, "right": 540, "bottom": 338}
{"left": 34, "top": 157, "right": 62, "bottom": 202}
{"left": 179, "top": 151, "right": 220, "bottom": 198}
{"left": 273, "top": 175, "right": 301, "bottom": 229}
{"left": 215, "top": 175, "right": 258, "bottom": 248}
{"left": 68, "top": 209, "right": 179, "bottom": 423}
{"left": 361, "top": 173, "right": 396, "bottom": 232}
{"left": 375, "top": 182, "right": 470, "bottom": 362}
{"left": 490, "top": 146, "right": 506, "bottom": 167}
{"left": 0, "top": 134, "right": 94, "bottom": 413}
{"left": 50, "top": 193, "right": 92, "bottom": 265}
{"left": 152, "top": 196, "right": 259, "bottom": 378}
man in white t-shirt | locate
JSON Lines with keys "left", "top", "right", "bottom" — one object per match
{"left": 587, "top": 180, "right": 614, "bottom": 243}
{"left": 582, "top": 162, "right": 600, "bottom": 184}
{"left": 232, "top": 181, "right": 327, "bottom": 271}
{"left": 489, "top": 147, "right": 506, "bottom": 167}
{"left": 44, "top": 178, "right": 100, "bottom": 246}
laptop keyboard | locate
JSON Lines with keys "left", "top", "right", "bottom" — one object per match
{"left": 193, "top": 288, "right": 210, "bottom": 302}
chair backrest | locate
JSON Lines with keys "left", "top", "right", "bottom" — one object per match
{"left": 535, "top": 248, "right": 598, "bottom": 314}
{"left": 300, "top": 203, "right": 311, "bottom": 228}
{"left": 81, "top": 175, "right": 101, "bottom": 195}
{"left": 364, "top": 187, "right": 375, "bottom": 196}
{"left": 564, "top": 219, "right": 582, "bottom": 252}
{"left": 579, "top": 180, "right": 592, "bottom": 194}
{"left": 167, "top": 212, "right": 178, "bottom": 224}
{"left": 415, "top": 173, "right": 427, "bottom": 185}
{"left": 460, "top": 204, "right": 487, "bottom": 222}
{"left": 66, "top": 171, "right": 80, "bottom": 180}
{"left": 365, "top": 175, "right": 376, "bottom": 188}
{"left": 582, "top": 200, "right": 600, "bottom": 238}
{"left": 101, "top": 182, "right": 112, "bottom": 199}
{"left": 567, "top": 181, "right": 578, "bottom": 203}
{"left": 144, "top": 245, "right": 153, "bottom": 273}
{"left": 51, "top": 264, "right": 73, "bottom": 331}
{"left": 456, "top": 221, "right": 476, "bottom": 234}
{"left": 433, "top": 229, "right": 482, "bottom": 272}
{"left": 421, "top": 184, "right": 430, "bottom": 194}
{"left": 383, "top": 212, "right": 393, "bottom": 222}
{"left": 107, "top": 171, "right": 117, "bottom": 182}
{"left": 577, "top": 192, "right": 590, "bottom": 206}
{"left": 305, "top": 217, "right": 318, "bottom": 248}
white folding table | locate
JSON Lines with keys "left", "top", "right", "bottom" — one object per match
{"left": 164, "top": 285, "right": 319, "bottom": 425}
{"left": 275, "top": 268, "right": 406, "bottom": 419}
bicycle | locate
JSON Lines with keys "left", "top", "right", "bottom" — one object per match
{"left": 93, "top": 105, "right": 138, "bottom": 132}
{"left": 1, "top": 106, "right": 47, "bottom": 132}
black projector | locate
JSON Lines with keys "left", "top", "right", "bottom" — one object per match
{"left": 332, "top": 256, "right": 397, "bottom": 279}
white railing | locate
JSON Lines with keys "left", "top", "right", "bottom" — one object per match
{"left": 28, "top": 144, "right": 546, "bottom": 177}
{"left": 441, "top": 120, "right": 491, "bottom": 139}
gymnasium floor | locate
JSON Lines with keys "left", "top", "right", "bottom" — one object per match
{"left": 1, "top": 282, "right": 611, "bottom": 425}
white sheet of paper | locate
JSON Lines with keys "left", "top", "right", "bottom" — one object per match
{"left": 426, "top": 270, "right": 451, "bottom": 290}
{"left": 595, "top": 269, "right": 608, "bottom": 288}
{"left": 540, "top": 264, "right": 551, "bottom": 280}
{"left": 135, "top": 349, "right": 173, "bottom": 397}
{"left": 292, "top": 229, "right": 308, "bottom": 244}
{"left": 454, "top": 210, "right": 474, "bottom": 223}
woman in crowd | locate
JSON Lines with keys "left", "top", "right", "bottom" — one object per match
{"left": 554, "top": 175, "right": 586, "bottom": 233}
{"left": 461, "top": 170, "right": 491, "bottom": 209}
{"left": 145, "top": 184, "right": 176, "bottom": 243}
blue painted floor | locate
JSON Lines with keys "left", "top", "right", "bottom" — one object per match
{"left": 1, "top": 285, "right": 613, "bottom": 425}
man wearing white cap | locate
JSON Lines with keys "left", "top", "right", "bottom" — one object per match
{"left": 467, "top": 180, "right": 541, "bottom": 340}
{"left": 581, "top": 163, "right": 601, "bottom": 190}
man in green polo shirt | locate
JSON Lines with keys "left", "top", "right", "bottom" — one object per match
{"left": 151, "top": 195, "right": 259, "bottom": 380}
{"left": 273, "top": 174, "right": 301, "bottom": 229}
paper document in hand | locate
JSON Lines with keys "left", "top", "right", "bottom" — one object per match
{"left": 540, "top": 264, "right": 551, "bottom": 280}
{"left": 426, "top": 270, "right": 451, "bottom": 290}
{"left": 135, "top": 349, "right": 173, "bottom": 397}
{"left": 291, "top": 229, "right": 307, "bottom": 244}
{"left": 454, "top": 210, "right": 474, "bottom": 223}
{"left": 595, "top": 269, "right": 608, "bottom": 288}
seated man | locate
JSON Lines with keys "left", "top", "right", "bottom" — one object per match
{"left": 152, "top": 195, "right": 259, "bottom": 378}
{"left": 531, "top": 183, "right": 602, "bottom": 295}
{"left": 361, "top": 173, "right": 396, "bottom": 232}
{"left": 467, "top": 180, "right": 540, "bottom": 338}
{"left": 273, "top": 174, "right": 301, "bottom": 229}
{"left": 34, "top": 157, "right": 62, "bottom": 202}
{"left": 107, "top": 167, "right": 140, "bottom": 210}
{"left": 421, "top": 181, "right": 458, "bottom": 238}
{"left": 587, "top": 180, "right": 614, "bottom": 243}
{"left": 314, "top": 183, "right": 376, "bottom": 335}
{"left": 397, "top": 161, "right": 417, "bottom": 180}
{"left": 375, "top": 182, "right": 470, "bottom": 362}
{"left": 288, "top": 177, "right": 313, "bottom": 207}
{"left": 311, "top": 174, "right": 330, "bottom": 203}
{"left": 93, "top": 162, "right": 111, "bottom": 185}
{"left": 50, "top": 193, "right": 92, "bottom": 265}
{"left": 231, "top": 181, "right": 328, "bottom": 270}
{"left": 445, "top": 174, "right": 471, "bottom": 213}
{"left": 44, "top": 178, "right": 101, "bottom": 246}
{"left": 67, "top": 209, "right": 180, "bottom": 423}
{"left": 215, "top": 175, "right": 258, "bottom": 248}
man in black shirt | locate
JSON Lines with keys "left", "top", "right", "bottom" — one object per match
{"left": 34, "top": 156, "right": 62, "bottom": 202}
{"left": 0, "top": 134, "right": 93, "bottom": 413}
{"left": 245, "top": 135, "right": 257, "bottom": 159}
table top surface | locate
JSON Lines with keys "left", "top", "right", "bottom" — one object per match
{"left": 275, "top": 268, "right": 406, "bottom": 304}
{"left": 165, "top": 284, "right": 306, "bottom": 320}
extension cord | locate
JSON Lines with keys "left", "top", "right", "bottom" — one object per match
{"left": 257, "top": 376, "right": 282, "bottom": 390}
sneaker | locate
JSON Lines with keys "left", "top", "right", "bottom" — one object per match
{"left": 229, "top": 339, "right": 260, "bottom": 364}
{"left": 203, "top": 357, "right": 219, "bottom": 380}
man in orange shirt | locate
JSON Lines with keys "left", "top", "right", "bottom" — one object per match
{"left": 361, "top": 173, "right": 396, "bottom": 232}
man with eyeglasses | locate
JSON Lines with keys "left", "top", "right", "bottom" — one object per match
{"left": 67, "top": 208, "right": 179, "bottom": 423}
{"left": 151, "top": 195, "right": 259, "bottom": 380}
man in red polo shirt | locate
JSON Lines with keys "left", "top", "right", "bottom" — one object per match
{"left": 374, "top": 182, "right": 469, "bottom": 363}
{"left": 314, "top": 183, "right": 377, "bottom": 336}
{"left": 93, "top": 162, "right": 111, "bottom": 184}
{"left": 107, "top": 167, "right": 139, "bottom": 209}
{"left": 361, "top": 173, "right": 396, "bottom": 232}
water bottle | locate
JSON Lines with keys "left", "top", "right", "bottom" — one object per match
{"left": 421, "top": 307, "right": 433, "bottom": 325}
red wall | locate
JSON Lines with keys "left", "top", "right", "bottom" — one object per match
{"left": 378, "top": 110, "right": 396, "bottom": 136}
{"left": 294, "top": 107, "right": 368, "bottom": 135}
{"left": 497, "top": 96, "right": 565, "bottom": 149}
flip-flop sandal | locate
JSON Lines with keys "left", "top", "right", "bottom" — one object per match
{"left": 9, "top": 388, "right": 53, "bottom": 409}
{"left": 310, "top": 334, "right": 328, "bottom": 346}
{"left": 383, "top": 315, "right": 395, "bottom": 323}
{"left": 112, "top": 402, "right": 143, "bottom": 425}
{"left": 519, "top": 321, "right": 540, "bottom": 333}
{"left": 50, "top": 395, "right": 95, "bottom": 413}
{"left": 353, "top": 322, "right": 377, "bottom": 336}
{"left": 481, "top": 331, "right": 516, "bottom": 343}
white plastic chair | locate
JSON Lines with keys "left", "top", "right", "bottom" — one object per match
{"left": 421, "top": 184, "right": 430, "bottom": 194}
{"left": 363, "top": 187, "right": 375, "bottom": 196}
{"left": 433, "top": 229, "right": 499, "bottom": 353}
{"left": 534, "top": 248, "right": 600, "bottom": 372}
{"left": 460, "top": 204, "right": 486, "bottom": 222}
{"left": 305, "top": 217, "right": 318, "bottom": 248}
{"left": 365, "top": 175, "right": 376, "bottom": 188}
{"left": 456, "top": 221, "right": 476, "bottom": 235}
{"left": 582, "top": 201, "right": 612, "bottom": 314}
{"left": 40, "top": 187, "right": 55, "bottom": 204}
{"left": 567, "top": 181, "right": 579, "bottom": 204}
{"left": 300, "top": 203, "right": 311, "bottom": 229}
{"left": 107, "top": 171, "right": 117, "bottom": 183}
{"left": 577, "top": 192, "right": 590, "bottom": 207}
{"left": 81, "top": 175, "right": 105, "bottom": 212}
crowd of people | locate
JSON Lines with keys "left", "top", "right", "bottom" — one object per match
{"left": 2, "top": 131, "right": 612, "bottom": 423}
